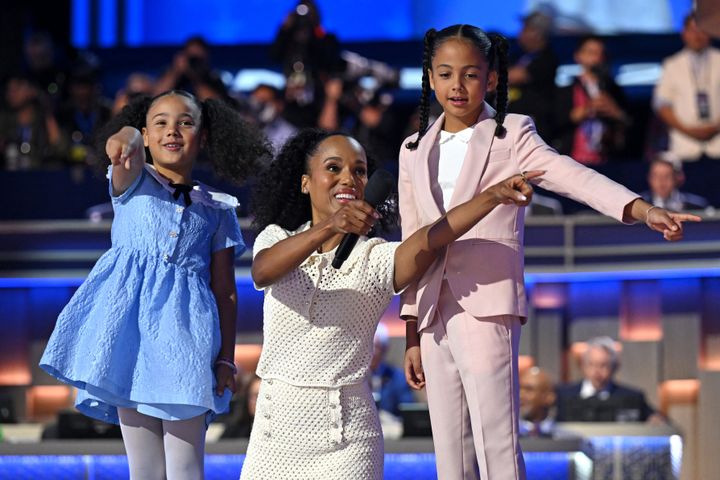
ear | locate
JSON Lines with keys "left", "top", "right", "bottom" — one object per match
{"left": 142, "top": 127, "right": 149, "bottom": 147}
{"left": 428, "top": 69, "right": 435, "bottom": 91}
{"left": 486, "top": 70, "right": 499, "bottom": 93}
{"left": 544, "top": 390, "right": 557, "bottom": 407}
{"left": 300, "top": 174, "right": 309, "bottom": 194}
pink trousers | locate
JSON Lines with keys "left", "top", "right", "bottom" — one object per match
{"left": 420, "top": 282, "right": 526, "bottom": 480}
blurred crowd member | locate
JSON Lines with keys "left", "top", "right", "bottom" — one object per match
{"left": 249, "top": 84, "right": 297, "bottom": 153}
{"left": 23, "top": 32, "right": 66, "bottom": 104}
{"left": 370, "top": 323, "right": 414, "bottom": 418}
{"left": 508, "top": 11, "right": 559, "bottom": 138}
{"left": 318, "top": 78, "right": 399, "bottom": 168}
{"left": 0, "top": 73, "right": 65, "bottom": 169}
{"left": 556, "top": 337, "right": 657, "bottom": 423}
{"left": 270, "top": 0, "right": 342, "bottom": 84}
{"left": 154, "top": 36, "right": 228, "bottom": 101}
{"left": 553, "top": 36, "right": 629, "bottom": 165}
{"left": 221, "top": 375, "right": 261, "bottom": 439}
{"left": 519, "top": 367, "right": 556, "bottom": 437}
{"left": 56, "top": 65, "right": 112, "bottom": 166}
{"left": 112, "top": 73, "right": 155, "bottom": 115}
{"left": 641, "top": 155, "right": 709, "bottom": 211}
{"left": 654, "top": 13, "right": 720, "bottom": 205}
{"left": 271, "top": 0, "right": 343, "bottom": 128}
{"left": 654, "top": 13, "right": 720, "bottom": 163}
{"left": 352, "top": 89, "right": 400, "bottom": 168}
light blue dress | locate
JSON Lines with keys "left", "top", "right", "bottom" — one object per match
{"left": 40, "top": 164, "right": 245, "bottom": 425}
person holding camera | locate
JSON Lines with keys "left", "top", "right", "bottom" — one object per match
{"left": 552, "top": 35, "right": 630, "bottom": 165}
{"left": 154, "top": 36, "right": 228, "bottom": 102}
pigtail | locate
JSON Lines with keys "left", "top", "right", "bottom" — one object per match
{"left": 405, "top": 28, "right": 436, "bottom": 151}
{"left": 201, "top": 98, "right": 272, "bottom": 184}
{"left": 94, "top": 95, "right": 153, "bottom": 165}
{"left": 489, "top": 33, "right": 509, "bottom": 138}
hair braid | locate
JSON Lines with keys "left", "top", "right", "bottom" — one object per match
{"left": 489, "top": 33, "right": 509, "bottom": 137}
{"left": 405, "top": 28, "right": 436, "bottom": 151}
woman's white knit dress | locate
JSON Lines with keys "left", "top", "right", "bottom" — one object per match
{"left": 239, "top": 223, "right": 399, "bottom": 480}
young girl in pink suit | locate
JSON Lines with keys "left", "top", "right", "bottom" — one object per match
{"left": 399, "top": 25, "right": 701, "bottom": 480}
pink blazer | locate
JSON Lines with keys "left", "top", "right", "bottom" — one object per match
{"left": 398, "top": 103, "right": 639, "bottom": 331}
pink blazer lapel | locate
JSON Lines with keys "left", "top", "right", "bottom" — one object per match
{"left": 448, "top": 104, "right": 497, "bottom": 209}
{"left": 415, "top": 114, "right": 446, "bottom": 220}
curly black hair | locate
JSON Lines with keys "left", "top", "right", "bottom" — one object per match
{"left": 94, "top": 90, "right": 271, "bottom": 183}
{"left": 406, "top": 24, "right": 510, "bottom": 150}
{"left": 250, "top": 129, "right": 398, "bottom": 234}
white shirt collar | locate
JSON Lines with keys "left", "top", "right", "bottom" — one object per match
{"left": 439, "top": 124, "right": 476, "bottom": 145}
{"left": 580, "top": 379, "right": 610, "bottom": 400}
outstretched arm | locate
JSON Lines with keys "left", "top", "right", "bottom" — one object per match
{"left": 392, "top": 171, "right": 542, "bottom": 293}
{"left": 622, "top": 198, "right": 702, "bottom": 242}
{"left": 106, "top": 126, "right": 145, "bottom": 196}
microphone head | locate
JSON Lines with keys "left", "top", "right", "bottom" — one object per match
{"left": 363, "top": 169, "right": 395, "bottom": 207}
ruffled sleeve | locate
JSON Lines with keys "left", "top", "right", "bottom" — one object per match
{"left": 212, "top": 208, "right": 246, "bottom": 259}
{"left": 108, "top": 165, "right": 145, "bottom": 204}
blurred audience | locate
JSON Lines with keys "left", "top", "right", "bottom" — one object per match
{"left": 271, "top": 0, "right": 342, "bottom": 128}
{"left": 22, "top": 32, "right": 66, "bottom": 104}
{"left": 56, "top": 64, "right": 112, "bottom": 166}
{"left": 556, "top": 336, "right": 658, "bottom": 423}
{"left": 370, "top": 323, "right": 414, "bottom": 418}
{"left": 112, "top": 73, "right": 155, "bottom": 115}
{"left": 552, "top": 35, "right": 630, "bottom": 165}
{"left": 0, "top": 73, "right": 65, "bottom": 169}
{"left": 653, "top": 12, "right": 720, "bottom": 206}
{"left": 508, "top": 11, "right": 559, "bottom": 139}
{"left": 642, "top": 154, "right": 709, "bottom": 210}
{"left": 154, "top": 36, "right": 229, "bottom": 101}
{"left": 249, "top": 84, "right": 297, "bottom": 153}
{"left": 654, "top": 13, "right": 720, "bottom": 163}
{"left": 519, "top": 367, "right": 557, "bottom": 437}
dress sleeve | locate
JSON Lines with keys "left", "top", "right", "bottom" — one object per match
{"left": 252, "top": 224, "right": 289, "bottom": 259}
{"left": 367, "top": 240, "right": 401, "bottom": 296}
{"left": 108, "top": 165, "right": 145, "bottom": 205}
{"left": 212, "top": 208, "right": 246, "bottom": 258}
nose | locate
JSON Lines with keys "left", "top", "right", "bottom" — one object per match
{"left": 165, "top": 124, "right": 180, "bottom": 137}
{"left": 339, "top": 167, "right": 356, "bottom": 186}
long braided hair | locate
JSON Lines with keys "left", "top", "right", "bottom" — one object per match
{"left": 405, "top": 25, "right": 509, "bottom": 150}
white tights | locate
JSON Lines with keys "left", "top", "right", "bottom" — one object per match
{"left": 118, "top": 407, "right": 207, "bottom": 480}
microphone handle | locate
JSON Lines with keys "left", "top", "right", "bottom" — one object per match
{"left": 331, "top": 233, "right": 359, "bottom": 269}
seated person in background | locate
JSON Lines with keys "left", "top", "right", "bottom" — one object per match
{"left": 642, "top": 154, "right": 710, "bottom": 210}
{"left": 370, "top": 322, "right": 414, "bottom": 418}
{"left": 556, "top": 336, "right": 658, "bottom": 422}
{"left": 519, "top": 366, "right": 557, "bottom": 437}
{"left": 221, "top": 374, "right": 261, "bottom": 439}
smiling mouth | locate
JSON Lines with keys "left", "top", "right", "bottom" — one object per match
{"left": 163, "top": 143, "right": 183, "bottom": 151}
{"left": 334, "top": 192, "right": 357, "bottom": 202}
{"left": 449, "top": 97, "right": 468, "bottom": 103}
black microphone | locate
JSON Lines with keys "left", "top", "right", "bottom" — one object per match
{"left": 332, "top": 169, "right": 395, "bottom": 269}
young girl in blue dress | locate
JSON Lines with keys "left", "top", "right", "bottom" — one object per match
{"left": 40, "top": 90, "right": 270, "bottom": 480}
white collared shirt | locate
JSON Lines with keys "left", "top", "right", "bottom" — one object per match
{"left": 437, "top": 125, "right": 475, "bottom": 211}
{"left": 580, "top": 379, "right": 610, "bottom": 400}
